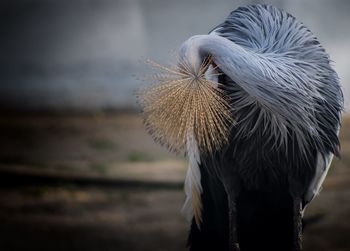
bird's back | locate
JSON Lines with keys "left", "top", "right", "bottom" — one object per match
{"left": 211, "top": 3, "right": 342, "bottom": 205}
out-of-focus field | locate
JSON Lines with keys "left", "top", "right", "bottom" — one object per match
{"left": 0, "top": 113, "right": 349, "bottom": 251}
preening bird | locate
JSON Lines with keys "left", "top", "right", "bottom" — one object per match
{"left": 139, "top": 4, "right": 343, "bottom": 251}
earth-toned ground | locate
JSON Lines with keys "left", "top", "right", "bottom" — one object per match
{"left": 0, "top": 113, "right": 349, "bottom": 251}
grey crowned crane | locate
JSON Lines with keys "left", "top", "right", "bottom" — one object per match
{"left": 139, "top": 4, "right": 343, "bottom": 251}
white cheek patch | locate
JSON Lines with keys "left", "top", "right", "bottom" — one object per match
{"left": 205, "top": 64, "right": 219, "bottom": 88}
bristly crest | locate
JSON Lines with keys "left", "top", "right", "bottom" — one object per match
{"left": 138, "top": 56, "right": 234, "bottom": 154}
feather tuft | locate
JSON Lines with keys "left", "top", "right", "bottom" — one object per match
{"left": 138, "top": 56, "right": 234, "bottom": 154}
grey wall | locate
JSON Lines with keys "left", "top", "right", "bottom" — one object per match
{"left": 0, "top": 0, "right": 349, "bottom": 111}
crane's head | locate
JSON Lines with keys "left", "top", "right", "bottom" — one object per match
{"left": 138, "top": 35, "right": 234, "bottom": 155}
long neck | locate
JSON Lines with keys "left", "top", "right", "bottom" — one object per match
{"left": 178, "top": 34, "right": 280, "bottom": 115}
{"left": 179, "top": 34, "right": 259, "bottom": 86}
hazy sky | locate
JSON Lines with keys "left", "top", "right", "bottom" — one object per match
{"left": 0, "top": 0, "right": 349, "bottom": 111}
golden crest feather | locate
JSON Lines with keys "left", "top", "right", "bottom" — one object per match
{"left": 138, "top": 56, "right": 234, "bottom": 154}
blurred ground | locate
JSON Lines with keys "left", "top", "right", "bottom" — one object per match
{"left": 0, "top": 113, "right": 349, "bottom": 251}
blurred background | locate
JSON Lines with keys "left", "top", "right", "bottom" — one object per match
{"left": 0, "top": 0, "right": 349, "bottom": 250}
